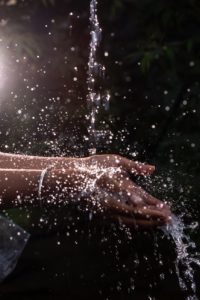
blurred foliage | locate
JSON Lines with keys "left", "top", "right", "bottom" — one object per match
{"left": 0, "top": 2, "right": 199, "bottom": 296}
{"left": 0, "top": 0, "right": 199, "bottom": 199}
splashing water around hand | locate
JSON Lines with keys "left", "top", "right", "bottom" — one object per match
{"left": 163, "top": 214, "right": 200, "bottom": 300}
{"left": 87, "top": 1, "right": 200, "bottom": 299}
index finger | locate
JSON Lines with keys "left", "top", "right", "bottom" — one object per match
{"left": 119, "top": 157, "right": 155, "bottom": 176}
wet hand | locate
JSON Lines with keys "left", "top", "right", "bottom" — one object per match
{"left": 60, "top": 154, "right": 172, "bottom": 228}
{"left": 83, "top": 154, "right": 156, "bottom": 176}
{"left": 94, "top": 170, "right": 171, "bottom": 228}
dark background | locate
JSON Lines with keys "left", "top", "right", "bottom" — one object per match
{"left": 0, "top": 0, "right": 200, "bottom": 299}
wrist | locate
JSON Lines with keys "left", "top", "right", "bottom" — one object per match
{"left": 41, "top": 168, "right": 84, "bottom": 204}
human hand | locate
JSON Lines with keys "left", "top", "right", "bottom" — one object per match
{"left": 46, "top": 154, "right": 171, "bottom": 228}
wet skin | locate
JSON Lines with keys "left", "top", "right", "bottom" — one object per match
{"left": 78, "top": 155, "right": 171, "bottom": 228}
{"left": 0, "top": 153, "right": 172, "bottom": 228}
{"left": 44, "top": 154, "right": 172, "bottom": 228}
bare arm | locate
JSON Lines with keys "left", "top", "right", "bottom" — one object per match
{"left": 0, "top": 166, "right": 171, "bottom": 227}
{"left": 0, "top": 153, "right": 172, "bottom": 227}
{"left": 0, "top": 152, "right": 75, "bottom": 169}
{"left": 0, "top": 152, "right": 155, "bottom": 175}
{"left": 0, "top": 168, "right": 80, "bottom": 210}
{"left": 0, "top": 168, "right": 41, "bottom": 209}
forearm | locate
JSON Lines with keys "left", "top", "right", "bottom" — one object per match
{"left": 0, "top": 152, "right": 80, "bottom": 169}
{"left": 0, "top": 167, "right": 85, "bottom": 210}
{"left": 0, "top": 169, "right": 41, "bottom": 209}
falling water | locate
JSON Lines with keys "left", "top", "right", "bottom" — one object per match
{"left": 87, "top": 0, "right": 110, "bottom": 155}
{"left": 164, "top": 215, "right": 200, "bottom": 299}
{"left": 86, "top": 0, "right": 200, "bottom": 298}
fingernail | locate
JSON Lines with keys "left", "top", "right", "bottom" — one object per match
{"left": 148, "top": 165, "right": 155, "bottom": 171}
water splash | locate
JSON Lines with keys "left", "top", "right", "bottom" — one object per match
{"left": 87, "top": 0, "right": 110, "bottom": 155}
{"left": 86, "top": 2, "right": 200, "bottom": 298}
{"left": 164, "top": 215, "right": 200, "bottom": 299}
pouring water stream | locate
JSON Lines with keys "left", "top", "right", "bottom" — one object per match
{"left": 87, "top": 0, "right": 200, "bottom": 298}
{"left": 87, "top": 0, "right": 110, "bottom": 155}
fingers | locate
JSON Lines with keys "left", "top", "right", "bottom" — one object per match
{"left": 110, "top": 175, "right": 146, "bottom": 206}
{"left": 131, "top": 184, "right": 171, "bottom": 218}
{"left": 100, "top": 173, "right": 163, "bottom": 208}
{"left": 96, "top": 174, "right": 171, "bottom": 223}
{"left": 120, "top": 178, "right": 171, "bottom": 214}
{"left": 118, "top": 156, "right": 155, "bottom": 176}
{"left": 97, "top": 173, "right": 144, "bottom": 206}
{"left": 81, "top": 184, "right": 171, "bottom": 227}
{"left": 101, "top": 196, "right": 169, "bottom": 224}
{"left": 101, "top": 196, "right": 139, "bottom": 216}
{"left": 89, "top": 154, "right": 155, "bottom": 176}
{"left": 134, "top": 206, "right": 168, "bottom": 222}
{"left": 96, "top": 174, "right": 127, "bottom": 197}
{"left": 126, "top": 180, "right": 169, "bottom": 208}
{"left": 146, "top": 205, "right": 172, "bottom": 224}
{"left": 111, "top": 215, "right": 164, "bottom": 228}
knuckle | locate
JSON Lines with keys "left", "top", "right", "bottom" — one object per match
{"left": 112, "top": 154, "right": 122, "bottom": 165}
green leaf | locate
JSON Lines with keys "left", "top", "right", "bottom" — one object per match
{"left": 141, "top": 52, "right": 153, "bottom": 73}
{"left": 164, "top": 46, "right": 175, "bottom": 63}
{"left": 111, "top": 0, "right": 124, "bottom": 17}
{"left": 186, "top": 40, "right": 193, "bottom": 52}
